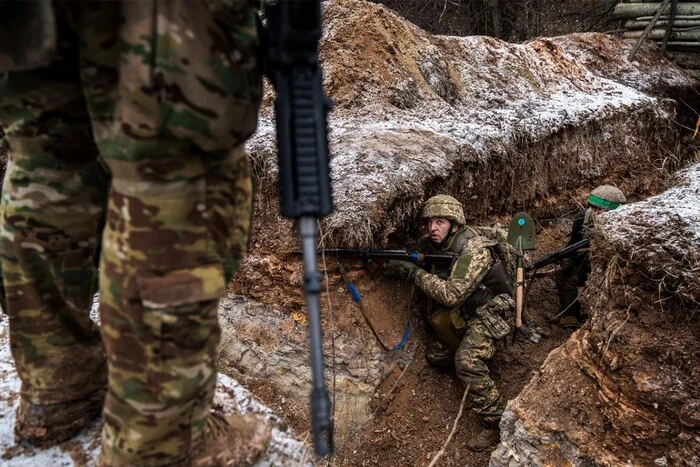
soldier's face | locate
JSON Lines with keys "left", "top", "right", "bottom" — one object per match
{"left": 426, "top": 217, "right": 454, "bottom": 244}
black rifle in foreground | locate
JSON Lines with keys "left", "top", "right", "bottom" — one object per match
{"left": 525, "top": 238, "right": 590, "bottom": 272}
{"left": 263, "top": 0, "right": 333, "bottom": 457}
{"left": 297, "top": 248, "right": 455, "bottom": 267}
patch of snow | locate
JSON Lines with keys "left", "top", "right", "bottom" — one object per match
{"left": 0, "top": 312, "right": 312, "bottom": 466}
{"left": 601, "top": 164, "right": 700, "bottom": 244}
{"left": 246, "top": 2, "right": 696, "bottom": 245}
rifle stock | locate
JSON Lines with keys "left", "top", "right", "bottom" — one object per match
{"left": 526, "top": 238, "right": 590, "bottom": 272}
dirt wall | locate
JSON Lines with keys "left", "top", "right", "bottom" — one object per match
{"left": 247, "top": 0, "right": 697, "bottom": 251}
{"left": 492, "top": 165, "right": 700, "bottom": 466}
{"left": 223, "top": 0, "right": 700, "bottom": 462}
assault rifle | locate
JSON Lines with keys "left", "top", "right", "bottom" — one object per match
{"left": 305, "top": 248, "right": 455, "bottom": 267}
{"left": 263, "top": 0, "right": 333, "bottom": 457}
{"left": 525, "top": 238, "right": 590, "bottom": 272}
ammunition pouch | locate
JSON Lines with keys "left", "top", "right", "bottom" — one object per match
{"left": 474, "top": 294, "right": 513, "bottom": 339}
{"left": 482, "top": 259, "right": 515, "bottom": 296}
{"left": 428, "top": 259, "right": 515, "bottom": 349}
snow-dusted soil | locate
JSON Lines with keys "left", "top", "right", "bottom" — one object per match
{"left": 0, "top": 311, "right": 312, "bottom": 466}
{"left": 492, "top": 163, "right": 700, "bottom": 466}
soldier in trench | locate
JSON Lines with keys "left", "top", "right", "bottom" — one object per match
{"left": 383, "top": 194, "right": 516, "bottom": 451}
{"left": 555, "top": 185, "right": 626, "bottom": 326}
{"left": 0, "top": 1, "right": 270, "bottom": 465}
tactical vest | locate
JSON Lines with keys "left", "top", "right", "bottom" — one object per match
{"left": 420, "top": 226, "right": 514, "bottom": 315}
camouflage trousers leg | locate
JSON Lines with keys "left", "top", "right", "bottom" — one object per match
{"left": 454, "top": 317, "right": 504, "bottom": 428}
{"left": 0, "top": 80, "right": 108, "bottom": 404}
{"left": 555, "top": 265, "right": 582, "bottom": 320}
{"left": 98, "top": 145, "right": 252, "bottom": 466}
{"left": 69, "top": 1, "right": 260, "bottom": 463}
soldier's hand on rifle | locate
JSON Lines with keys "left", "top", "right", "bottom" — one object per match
{"left": 384, "top": 260, "right": 421, "bottom": 281}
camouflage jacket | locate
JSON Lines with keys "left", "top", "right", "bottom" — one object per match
{"left": 412, "top": 225, "right": 497, "bottom": 309}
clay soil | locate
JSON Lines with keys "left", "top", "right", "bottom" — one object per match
{"left": 226, "top": 158, "right": 683, "bottom": 466}
{"left": 230, "top": 216, "right": 593, "bottom": 466}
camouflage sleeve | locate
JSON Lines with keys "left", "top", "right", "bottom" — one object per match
{"left": 413, "top": 247, "right": 492, "bottom": 307}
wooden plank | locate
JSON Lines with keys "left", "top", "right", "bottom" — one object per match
{"left": 624, "top": 28, "right": 700, "bottom": 40}
{"left": 614, "top": 2, "right": 700, "bottom": 19}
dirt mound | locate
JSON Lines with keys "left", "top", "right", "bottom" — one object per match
{"left": 492, "top": 165, "right": 700, "bottom": 466}
{"left": 219, "top": 1, "right": 700, "bottom": 465}
{"left": 246, "top": 0, "right": 696, "bottom": 251}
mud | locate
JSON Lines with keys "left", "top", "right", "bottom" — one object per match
{"left": 213, "top": 1, "right": 700, "bottom": 466}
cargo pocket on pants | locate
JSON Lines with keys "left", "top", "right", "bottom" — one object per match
{"left": 136, "top": 263, "right": 225, "bottom": 390}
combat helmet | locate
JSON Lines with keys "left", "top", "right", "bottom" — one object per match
{"left": 588, "top": 185, "right": 626, "bottom": 210}
{"left": 421, "top": 195, "right": 466, "bottom": 225}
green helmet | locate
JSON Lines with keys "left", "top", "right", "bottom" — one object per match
{"left": 421, "top": 195, "right": 466, "bottom": 225}
{"left": 588, "top": 185, "right": 626, "bottom": 210}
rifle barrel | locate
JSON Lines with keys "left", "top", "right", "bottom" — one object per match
{"left": 526, "top": 238, "right": 590, "bottom": 272}
{"left": 293, "top": 248, "right": 454, "bottom": 266}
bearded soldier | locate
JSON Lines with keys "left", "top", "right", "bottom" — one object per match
{"left": 385, "top": 194, "right": 516, "bottom": 451}
{"left": 555, "top": 185, "right": 626, "bottom": 325}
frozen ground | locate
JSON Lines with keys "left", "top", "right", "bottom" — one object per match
{"left": 0, "top": 310, "right": 312, "bottom": 466}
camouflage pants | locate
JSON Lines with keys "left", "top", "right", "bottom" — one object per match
{"left": 424, "top": 295, "right": 510, "bottom": 427}
{"left": 554, "top": 264, "right": 585, "bottom": 321}
{"left": 454, "top": 316, "right": 505, "bottom": 428}
{"left": 0, "top": 1, "right": 260, "bottom": 465}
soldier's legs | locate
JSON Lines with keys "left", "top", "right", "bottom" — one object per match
{"left": 454, "top": 318, "right": 504, "bottom": 428}
{"left": 78, "top": 1, "right": 262, "bottom": 464}
{"left": 0, "top": 66, "right": 108, "bottom": 444}
{"left": 555, "top": 266, "right": 582, "bottom": 321}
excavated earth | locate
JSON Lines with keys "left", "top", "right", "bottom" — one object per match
{"left": 0, "top": 0, "right": 699, "bottom": 466}
{"left": 224, "top": 0, "right": 700, "bottom": 465}
{"left": 492, "top": 166, "right": 700, "bottom": 467}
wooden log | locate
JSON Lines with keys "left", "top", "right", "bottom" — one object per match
{"left": 613, "top": 3, "right": 700, "bottom": 19}
{"left": 661, "top": 0, "right": 679, "bottom": 53}
{"left": 667, "top": 50, "right": 700, "bottom": 68}
{"left": 666, "top": 41, "right": 700, "bottom": 52}
{"left": 627, "top": 0, "right": 671, "bottom": 60}
{"left": 624, "top": 28, "right": 700, "bottom": 40}
{"left": 635, "top": 14, "right": 700, "bottom": 20}
{"left": 625, "top": 19, "right": 700, "bottom": 28}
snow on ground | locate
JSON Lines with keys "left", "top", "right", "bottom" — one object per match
{"left": 597, "top": 163, "right": 700, "bottom": 305}
{"left": 602, "top": 164, "right": 700, "bottom": 243}
{"left": 0, "top": 310, "right": 312, "bottom": 466}
{"left": 247, "top": 0, "right": 696, "bottom": 246}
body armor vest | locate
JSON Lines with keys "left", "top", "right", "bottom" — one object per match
{"left": 423, "top": 227, "right": 515, "bottom": 314}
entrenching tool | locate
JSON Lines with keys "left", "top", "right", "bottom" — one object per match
{"left": 507, "top": 212, "right": 536, "bottom": 340}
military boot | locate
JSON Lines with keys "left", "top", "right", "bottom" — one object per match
{"left": 191, "top": 411, "right": 271, "bottom": 466}
{"left": 425, "top": 337, "right": 454, "bottom": 368}
{"left": 14, "top": 387, "right": 106, "bottom": 447}
{"left": 468, "top": 425, "right": 501, "bottom": 452}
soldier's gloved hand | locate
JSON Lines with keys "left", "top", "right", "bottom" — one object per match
{"left": 384, "top": 260, "right": 421, "bottom": 281}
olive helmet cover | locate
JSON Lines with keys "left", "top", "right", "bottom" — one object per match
{"left": 421, "top": 195, "right": 466, "bottom": 225}
{"left": 588, "top": 185, "right": 626, "bottom": 210}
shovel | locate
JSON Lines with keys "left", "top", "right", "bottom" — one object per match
{"left": 507, "top": 212, "right": 536, "bottom": 339}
